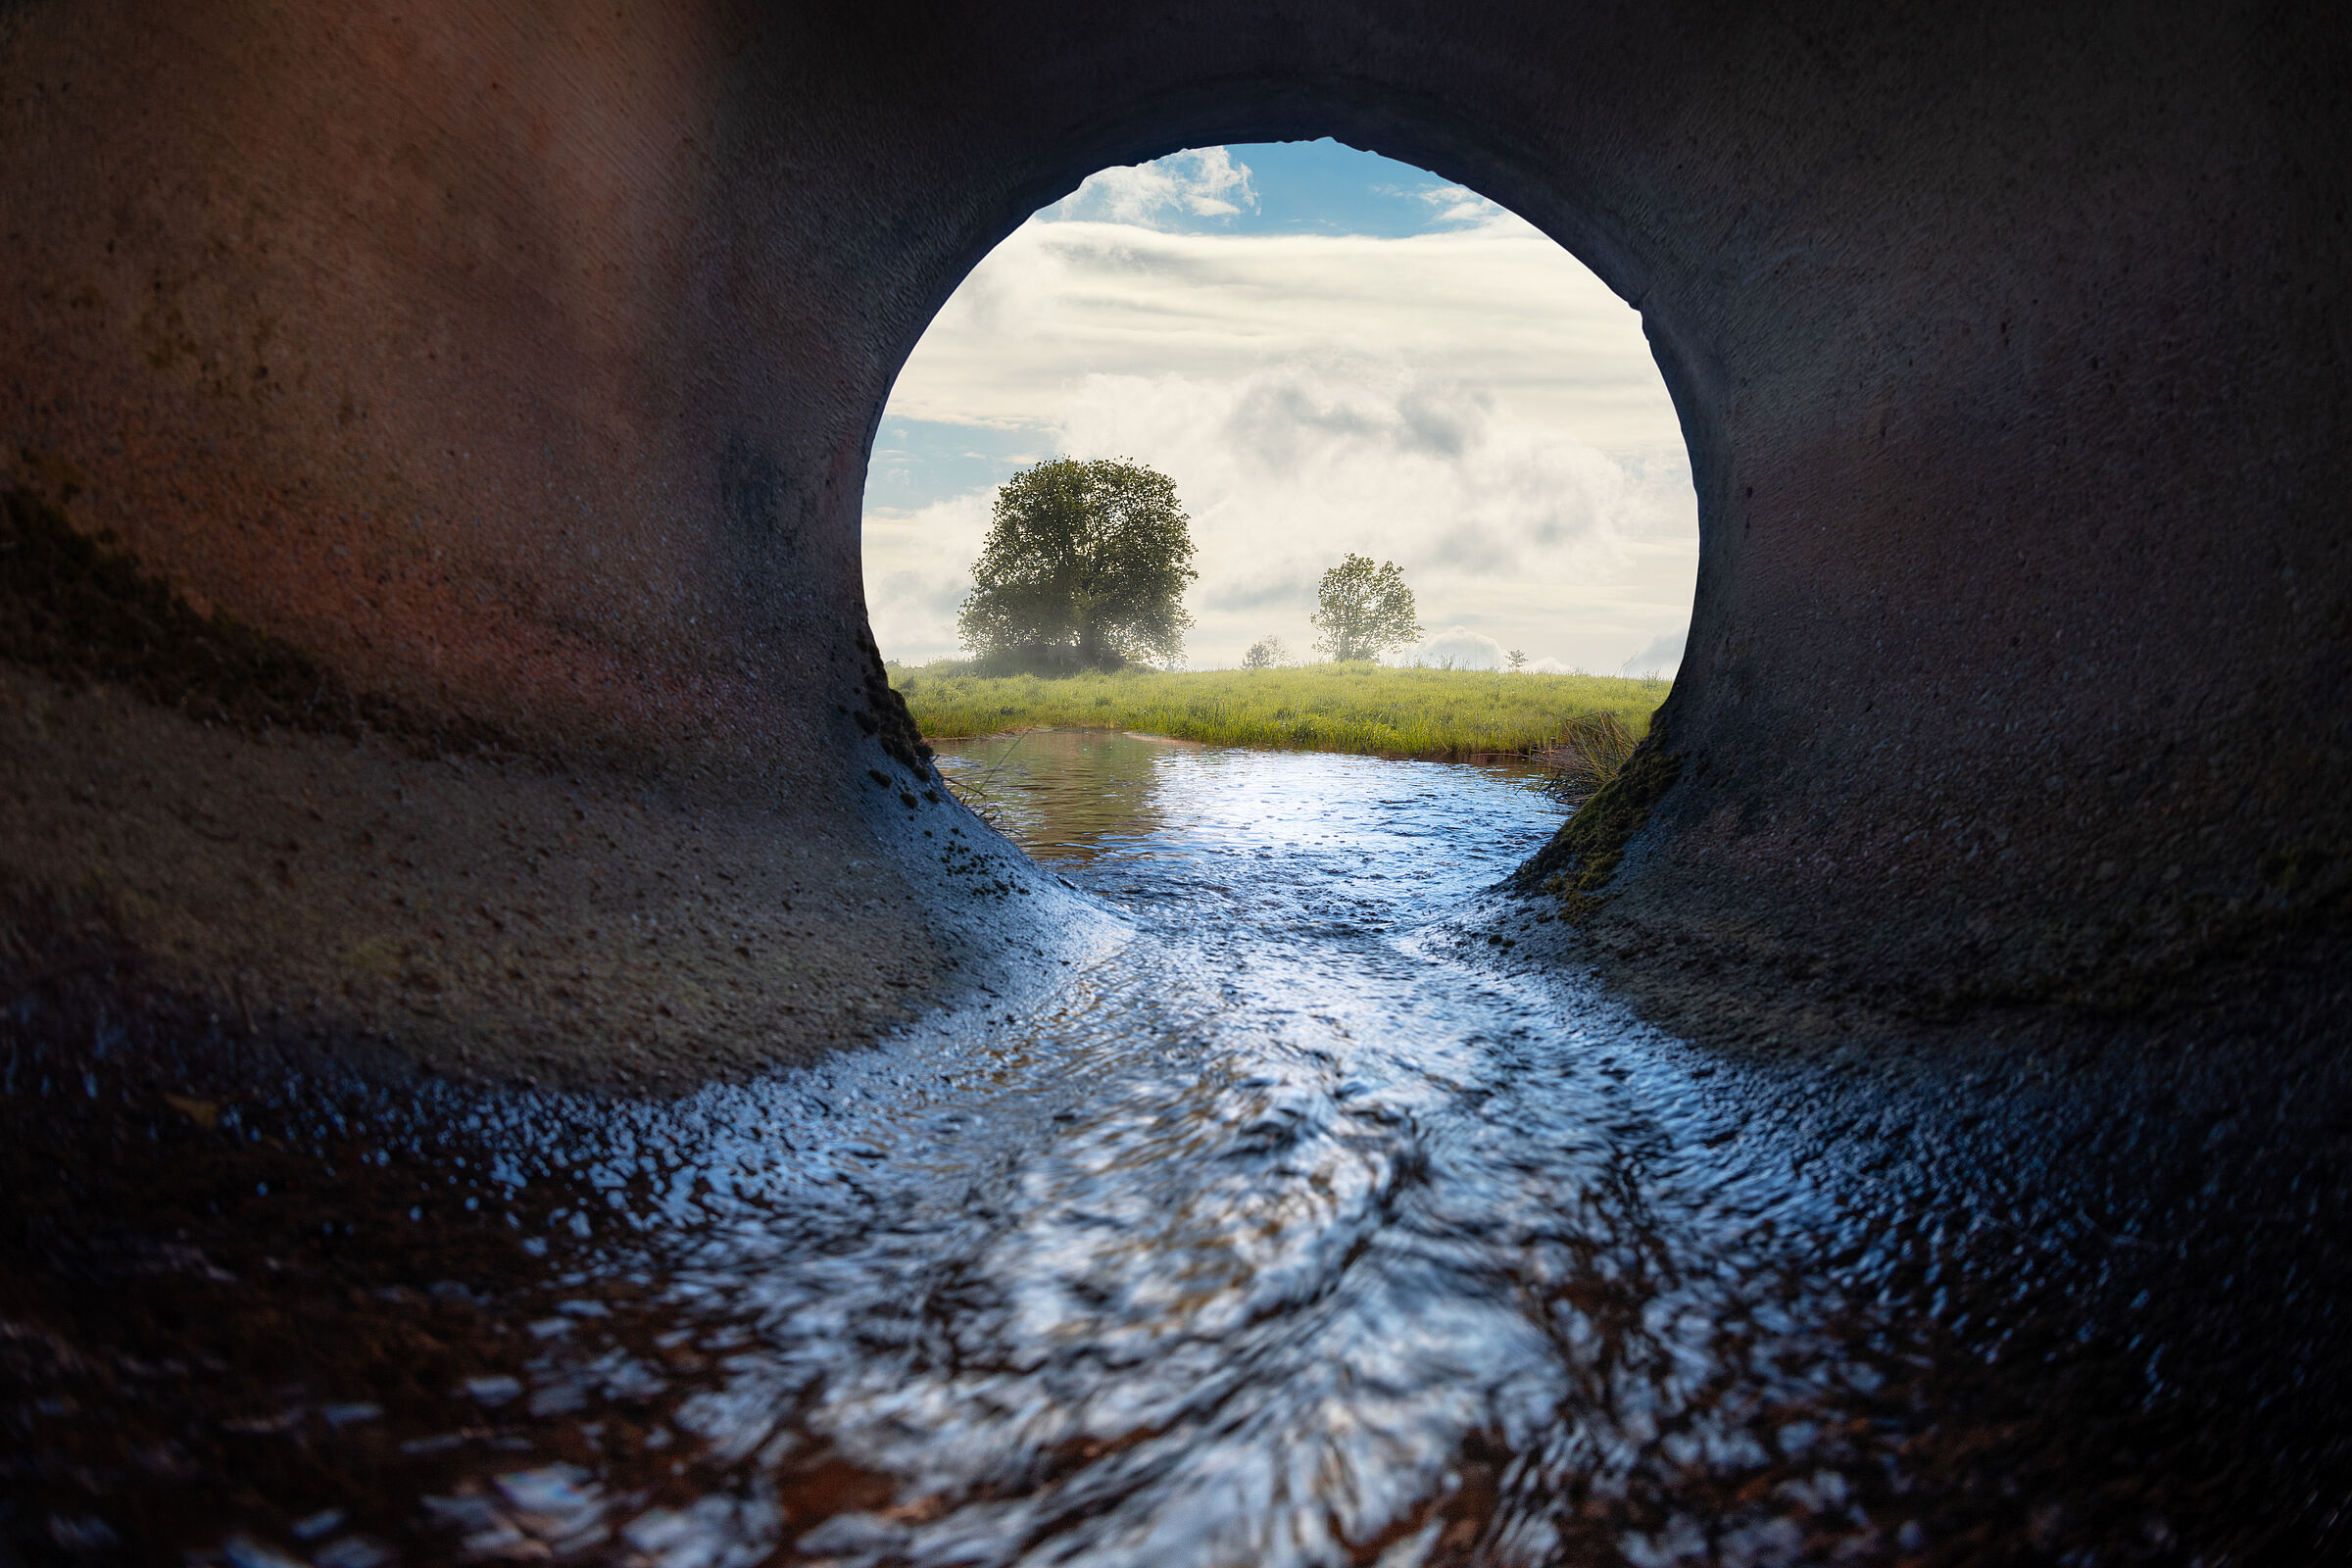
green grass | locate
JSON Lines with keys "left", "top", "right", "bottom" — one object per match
{"left": 887, "top": 661, "right": 1670, "bottom": 760}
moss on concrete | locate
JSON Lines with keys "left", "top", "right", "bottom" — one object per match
{"left": 1516, "top": 739, "right": 1684, "bottom": 920}
{"left": 854, "top": 623, "right": 935, "bottom": 779}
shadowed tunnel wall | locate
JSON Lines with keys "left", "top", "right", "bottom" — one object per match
{"left": 1, "top": 0, "right": 2346, "bottom": 1077}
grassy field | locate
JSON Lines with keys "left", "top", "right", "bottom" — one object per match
{"left": 887, "top": 662, "right": 1670, "bottom": 760}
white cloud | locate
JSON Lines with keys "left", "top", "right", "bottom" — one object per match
{"left": 863, "top": 155, "right": 1698, "bottom": 671}
{"left": 1053, "top": 360, "right": 1650, "bottom": 620}
{"left": 860, "top": 491, "right": 994, "bottom": 663}
{"left": 1621, "top": 623, "right": 1688, "bottom": 678}
{"left": 1414, "top": 183, "right": 1514, "bottom": 230}
{"left": 1409, "top": 626, "right": 1509, "bottom": 670}
{"left": 1053, "top": 148, "right": 1259, "bottom": 227}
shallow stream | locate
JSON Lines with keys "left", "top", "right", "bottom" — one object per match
{"left": 3, "top": 732, "right": 2331, "bottom": 1565}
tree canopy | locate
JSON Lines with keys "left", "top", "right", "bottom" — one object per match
{"left": 1311, "top": 554, "right": 1421, "bottom": 662}
{"left": 1243, "top": 634, "right": 1288, "bottom": 669}
{"left": 956, "top": 458, "right": 1196, "bottom": 670}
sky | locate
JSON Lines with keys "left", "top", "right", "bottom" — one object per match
{"left": 860, "top": 140, "right": 1696, "bottom": 676}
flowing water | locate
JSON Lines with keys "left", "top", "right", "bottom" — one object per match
{"left": 3, "top": 733, "right": 2332, "bottom": 1566}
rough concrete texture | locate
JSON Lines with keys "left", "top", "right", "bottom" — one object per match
{"left": 0, "top": 661, "right": 1086, "bottom": 1093}
{"left": 1, "top": 0, "right": 2346, "bottom": 1072}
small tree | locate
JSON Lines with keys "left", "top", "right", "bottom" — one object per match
{"left": 957, "top": 458, "right": 1197, "bottom": 670}
{"left": 1505, "top": 648, "right": 1529, "bottom": 672}
{"left": 1311, "top": 554, "right": 1420, "bottom": 663}
{"left": 1242, "top": 634, "right": 1288, "bottom": 669}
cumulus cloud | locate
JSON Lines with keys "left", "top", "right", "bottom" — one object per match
{"left": 1054, "top": 148, "right": 1259, "bottom": 226}
{"left": 1053, "top": 359, "right": 1649, "bottom": 616}
{"left": 1415, "top": 184, "right": 1514, "bottom": 230}
{"left": 862, "top": 150, "right": 1699, "bottom": 669}
{"left": 860, "top": 491, "right": 994, "bottom": 662}
{"left": 1409, "top": 626, "right": 1509, "bottom": 670}
{"left": 1621, "top": 623, "right": 1688, "bottom": 678}
{"left": 1205, "top": 574, "right": 1310, "bottom": 613}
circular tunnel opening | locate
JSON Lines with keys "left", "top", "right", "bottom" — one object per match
{"left": 858, "top": 140, "right": 1702, "bottom": 860}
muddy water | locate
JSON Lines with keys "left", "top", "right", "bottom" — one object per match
{"left": 1, "top": 733, "right": 2338, "bottom": 1565}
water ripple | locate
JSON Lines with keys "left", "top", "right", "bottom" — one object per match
{"left": 3, "top": 732, "right": 2298, "bottom": 1565}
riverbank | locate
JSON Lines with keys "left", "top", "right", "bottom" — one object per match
{"left": 887, "top": 662, "right": 1668, "bottom": 759}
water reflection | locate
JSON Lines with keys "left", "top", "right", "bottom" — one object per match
{"left": 932, "top": 730, "right": 1187, "bottom": 863}
{"left": 0, "top": 733, "right": 2326, "bottom": 1565}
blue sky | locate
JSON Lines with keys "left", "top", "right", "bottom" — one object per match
{"left": 862, "top": 141, "right": 1696, "bottom": 674}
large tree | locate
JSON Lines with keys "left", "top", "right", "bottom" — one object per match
{"left": 1311, "top": 554, "right": 1421, "bottom": 662}
{"left": 956, "top": 458, "right": 1197, "bottom": 670}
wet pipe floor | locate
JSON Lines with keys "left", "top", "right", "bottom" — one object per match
{"left": 3, "top": 732, "right": 2344, "bottom": 1565}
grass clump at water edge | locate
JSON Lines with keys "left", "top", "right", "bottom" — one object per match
{"left": 886, "top": 661, "right": 1669, "bottom": 760}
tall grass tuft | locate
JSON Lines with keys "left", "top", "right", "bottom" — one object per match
{"left": 935, "top": 731, "right": 1031, "bottom": 827}
{"left": 886, "top": 660, "right": 1670, "bottom": 761}
{"left": 1532, "top": 710, "right": 1640, "bottom": 812}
